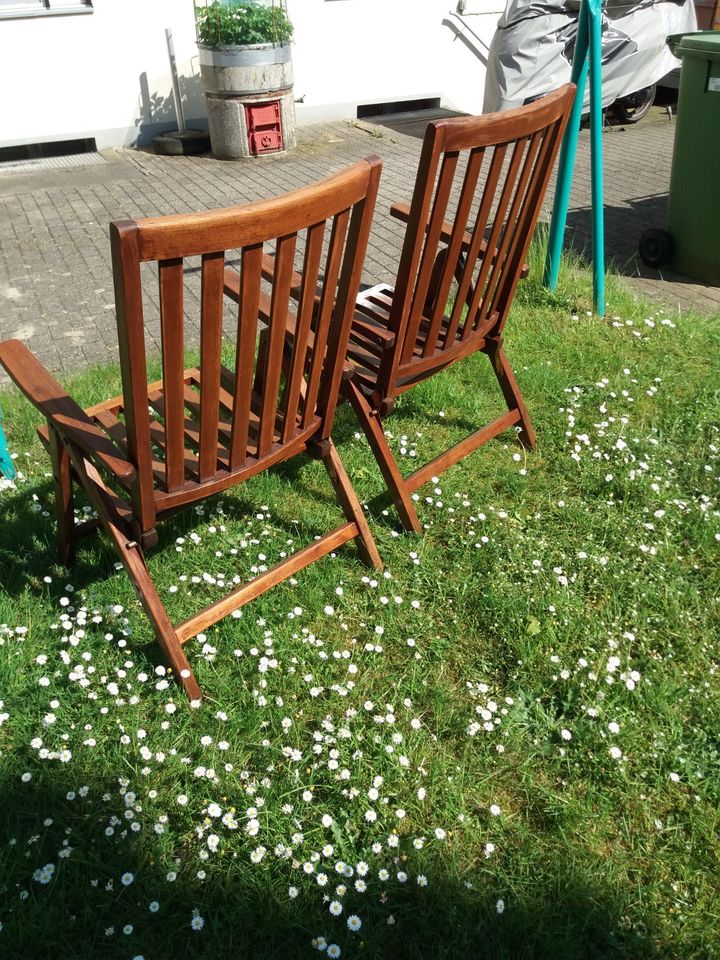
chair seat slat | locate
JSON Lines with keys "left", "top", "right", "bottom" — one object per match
{"left": 349, "top": 296, "right": 500, "bottom": 385}
{"left": 93, "top": 409, "right": 167, "bottom": 488}
{"left": 152, "top": 417, "right": 323, "bottom": 512}
{"left": 219, "top": 365, "right": 283, "bottom": 453}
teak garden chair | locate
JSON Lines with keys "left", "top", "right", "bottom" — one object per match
{"left": 341, "top": 86, "right": 575, "bottom": 532}
{"left": 0, "top": 156, "right": 383, "bottom": 700}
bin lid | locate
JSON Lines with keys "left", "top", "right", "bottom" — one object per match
{"left": 669, "top": 30, "right": 720, "bottom": 62}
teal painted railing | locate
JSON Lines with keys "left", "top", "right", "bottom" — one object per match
{"left": 544, "top": 0, "right": 605, "bottom": 316}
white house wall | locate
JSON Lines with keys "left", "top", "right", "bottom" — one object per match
{"left": 0, "top": 0, "right": 206, "bottom": 150}
{"left": 0, "top": 0, "right": 503, "bottom": 151}
{"left": 287, "top": 0, "right": 503, "bottom": 122}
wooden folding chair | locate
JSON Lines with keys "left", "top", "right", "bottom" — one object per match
{"left": 0, "top": 156, "right": 383, "bottom": 700}
{"left": 341, "top": 86, "right": 575, "bottom": 531}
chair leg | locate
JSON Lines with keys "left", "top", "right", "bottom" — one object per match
{"left": 343, "top": 380, "right": 422, "bottom": 534}
{"left": 67, "top": 451, "right": 202, "bottom": 701}
{"left": 488, "top": 339, "right": 537, "bottom": 450}
{"left": 321, "top": 439, "right": 382, "bottom": 570}
{"left": 111, "top": 532, "right": 203, "bottom": 702}
{"left": 48, "top": 425, "right": 75, "bottom": 567}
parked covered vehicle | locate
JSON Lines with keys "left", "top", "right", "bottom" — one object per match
{"left": 483, "top": 0, "right": 697, "bottom": 119}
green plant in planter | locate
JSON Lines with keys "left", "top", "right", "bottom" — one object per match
{"left": 195, "top": 1, "right": 293, "bottom": 47}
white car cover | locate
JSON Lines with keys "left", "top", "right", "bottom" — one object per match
{"left": 483, "top": 0, "right": 698, "bottom": 112}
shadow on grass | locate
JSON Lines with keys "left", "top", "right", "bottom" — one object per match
{"left": 0, "top": 383, "right": 516, "bottom": 602}
{"left": 0, "top": 770, "right": 671, "bottom": 960}
{"left": 0, "top": 477, "right": 60, "bottom": 596}
{"left": 0, "top": 442, "right": 389, "bottom": 654}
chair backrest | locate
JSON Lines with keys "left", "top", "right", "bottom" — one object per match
{"left": 109, "top": 156, "right": 381, "bottom": 529}
{"left": 386, "top": 85, "right": 574, "bottom": 378}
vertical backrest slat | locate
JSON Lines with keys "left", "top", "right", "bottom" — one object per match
{"left": 380, "top": 125, "right": 446, "bottom": 388}
{"left": 492, "top": 118, "right": 566, "bottom": 335}
{"left": 445, "top": 144, "right": 507, "bottom": 343}
{"left": 229, "top": 243, "right": 263, "bottom": 469}
{"left": 422, "top": 146, "right": 485, "bottom": 357}
{"left": 110, "top": 221, "right": 156, "bottom": 531}
{"left": 317, "top": 172, "right": 381, "bottom": 436}
{"left": 302, "top": 208, "right": 351, "bottom": 427}
{"left": 460, "top": 137, "right": 528, "bottom": 340}
{"left": 158, "top": 258, "right": 186, "bottom": 492}
{"left": 476, "top": 129, "right": 544, "bottom": 332}
{"left": 198, "top": 251, "right": 225, "bottom": 482}
{"left": 280, "top": 220, "right": 326, "bottom": 443}
{"left": 257, "top": 232, "right": 297, "bottom": 458}
{"left": 401, "top": 152, "right": 459, "bottom": 364}
{"left": 389, "top": 127, "right": 444, "bottom": 335}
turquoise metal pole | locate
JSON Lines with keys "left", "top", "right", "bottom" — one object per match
{"left": 587, "top": 0, "right": 606, "bottom": 316}
{"left": 543, "top": 3, "right": 591, "bottom": 290}
{"left": 543, "top": 0, "right": 588, "bottom": 290}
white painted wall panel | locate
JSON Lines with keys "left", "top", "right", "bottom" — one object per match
{"left": 0, "top": 0, "right": 205, "bottom": 149}
{"left": 288, "top": 0, "right": 501, "bottom": 121}
{"left": 0, "top": 0, "right": 502, "bottom": 149}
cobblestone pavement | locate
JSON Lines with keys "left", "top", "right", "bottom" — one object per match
{"left": 1, "top": 108, "right": 717, "bottom": 379}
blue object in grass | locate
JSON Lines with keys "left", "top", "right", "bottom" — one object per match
{"left": 0, "top": 403, "right": 17, "bottom": 480}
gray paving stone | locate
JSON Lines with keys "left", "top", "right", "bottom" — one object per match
{"left": 0, "top": 110, "right": 718, "bottom": 384}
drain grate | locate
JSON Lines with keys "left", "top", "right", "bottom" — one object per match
{"left": 0, "top": 152, "right": 107, "bottom": 175}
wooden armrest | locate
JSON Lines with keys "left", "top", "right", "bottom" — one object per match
{"left": 223, "top": 255, "right": 303, "bottom": 304}
{"left": 0, "top": 339, "right": 136, "bottom": 485}
{"left": 224, "top": 269, "right": 303, "bottom": 346}
{"left": 224, "top": 266, "right": 272, "bottom": 320}
{"left": 390, "top": 202, "right": 530, "bottom": 279}
{"left": 261, "top": 252, "right": 303, "bottom": 293}
{"left": 226, "top": 264, "right": 391, "bottom": 356}
{"left": 350, "top": 315, "right": 396, "bottom": 349}
{"left": 224, "top": 264, "right": 395, "bottom": 353}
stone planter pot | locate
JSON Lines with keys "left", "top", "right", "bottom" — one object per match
{"left": 198, "top": 42, "right": 296, "bottom": 159}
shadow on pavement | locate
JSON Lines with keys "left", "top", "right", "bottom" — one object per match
{"left": 565, "top": 193, "right": 718, "bottom": 290}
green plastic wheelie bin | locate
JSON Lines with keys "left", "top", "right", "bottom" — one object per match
{"left": 639, "top": 31, "right": 720, "bottom": 284}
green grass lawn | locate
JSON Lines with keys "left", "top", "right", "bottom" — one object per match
{"left": 1, "top": 249, "right": 719, "bottom": 960}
